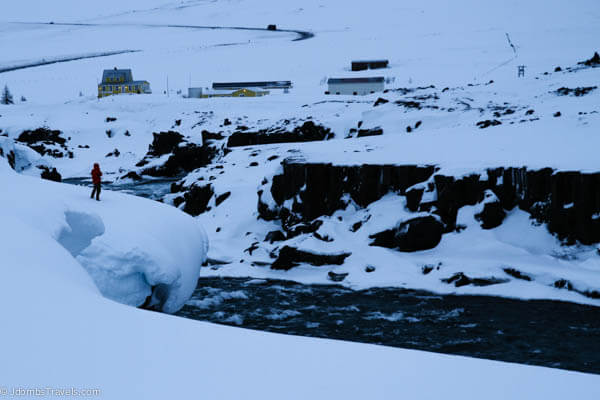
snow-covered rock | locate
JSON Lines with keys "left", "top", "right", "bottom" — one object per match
{"left": 0, "top": 157, "right": 208, "bottom": 313}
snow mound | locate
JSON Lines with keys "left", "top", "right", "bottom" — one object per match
{"left": 0, "top": 156, "right": 208, "bottom": 313}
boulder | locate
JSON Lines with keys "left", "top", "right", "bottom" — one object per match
{"left": 182, "top": 184, "right": 214, "bottom": 216}
{"left": 40, "top": 166, "right": 62, "bottom": 182}
{"left": 148, "top": 131, "right": 184, "bottom": 156}
{"left": 265, "top": 230, "right": 286, "bottom": 243}
{"left": 370, "top": 216, "right": 444, "bottom": 252}
{"left": 475, "top": 190, "right": 506, "bottom": 229}
{"left": 271, "top": 246, "right": 351, "bottom": 270}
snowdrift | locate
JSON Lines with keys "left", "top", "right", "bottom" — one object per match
{"left": 0, "top": 158, "right": 208, "bottom": 313}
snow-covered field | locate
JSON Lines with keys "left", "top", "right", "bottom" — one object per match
{"left": 2, "top": 0, "right": 600, "bottom": 395}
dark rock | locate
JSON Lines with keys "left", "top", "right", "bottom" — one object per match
{"left": 249, "top": 161, "right": 259, "bottom": 167}
{"left": 223, "top": 118, "right": 232, "bottom": 126}
{"left": 475, "top": 193, "right": 506, "bottom": 229}
{"left": 555, "top": 87, "right": 597, "bottom": 97}
{"left": 201, "top": 130, "right": 224, "bottom": 141}
{"left": 397, "top": 216, "right": 443, "bottom": 251}
{"left": 405, "top": 188, "right": 424, "bottom": 212}
{"left": 265, "top": 230, "right": 286, "bottom": 243}
{"left": 357, "top": 128, "right": 383, "bottom": 137}
{"left": 421, "top": 265, "right": 434, "bottom": 275}
{"left": 370, "top": 216, "right": 443, "bottom": 252}
{"left": 244, "top": 242, "right": 259, "bottom": 255}
{"left": 503, "top": 268, "right": 532, "bottom": 281}
{"left": 554, "top": 66, "right": 562, "bottom": 72}
{"left": 271, "top": 246, "right": 351, "bottom": 270}
{"left": 78, "top": 144, "right": 90, "bottom": 148}
{"left": 395, "top": 100, "right": 421, "bottom": 109}
{"left": 16, "top": 128, "right": 71, "bottom": 158}
{"left": 40, "top": 166, "right": 62, "bottom": 182}
{"left": 182, "top": 184, "right": 214, "bottom": 216}
{"left": 106, "top": 130, "right": 112, "bottom": 138}
{"left": 124, "top": 130, "right": 131, "bottom": 136}
{"left": 174, "top": 119, "right": 181, "bottom": 126}
{"left": 106, "top": 117, "right": 117, "bottom": 122}
{"left": 121, "top": 171, "right": 141, "bottom": 181}
{"left": 554, "top": 111, "right": 562, "bottom": 117}
{"left": 525, "top": 109, "right": 535, "bottom": 115}
{"left": 171, "top": 182, "right": 184, "bottom": 193}
{"left": 350, "top": 221, "right": 363, "bottom": 232}
{"left": 415, "top": 121, "right": 422, "bottom": 129}
{"left": 227, "top": 121, "right": 333, "bottom": 147}
{"left": 365, "top": 265, "right": 376, "bottom": 273}
{"left": 579, "top": 52, "right": 600, "bottom": 67}
{"left": 442, "top": 273, "right": 509, "bottom": 287}
{"left": 142, "top": 142, "right": 218, "bottom": 177}
{"left": 173, "top": 196, "right": 185, "bottom": 208}
{"left": 17, "top": 128, "right": 65, "bottom": 145}
{"left": 106, "top": 148, "right": 120, "bottom": 157}
{"left": 215, "top": 191, "right": 231, "bottom": 206}
{"left": 476, "top": 119, "right": 502, "bottom": 129}
{"left": 554, "top": 279, "right": 574, "bottom": 290}
{"left": 406, "top": 126, "right": 412, "bottom": 133}
{"left": 148, "top": 131, "right": 184, "bottom": 156}
{"left": 268, "top": 155, "right": 279, "bottom": 161}
{"left": 328, "top": 271, "right": 349, "bottom": 282}
{"left": 373, "top": 97, "right": 389, "bottom": 107}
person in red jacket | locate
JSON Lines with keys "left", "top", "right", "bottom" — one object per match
{"left": 90, "top": 163, "right": 102, "bottom": 201}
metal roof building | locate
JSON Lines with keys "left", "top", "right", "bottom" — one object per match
{"left": 326, "top": 77, "right": 385, "bottom": 95}
{"left": 212, "top": 81, "right": 292, "bottom": 90}
{"left": 351, "top": 60, "right": 389, "bottom": 71}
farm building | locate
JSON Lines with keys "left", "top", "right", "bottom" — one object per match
{"left": 326, "top": 77, "right": 385, "bottom": 95}
{"left": 212, "top": 81, "right": 292, "bottom": 90}
{"left": 97, "top": 68, "right": 151, "bottom": 98}
{"left": 351, "top": 60, "right": 389, "bottom": 71}
{"left": 200, "top": 88, "right": 269, "bottom": 98}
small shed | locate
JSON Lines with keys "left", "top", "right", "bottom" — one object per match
{"left": 351, "top": 60, "right": 389, "bottom": 71}
{"left": 187, "top": 87, "right": 203, "bottom": 98}
{"left": 326, "top": 77, "right": 385, "bottom": 95}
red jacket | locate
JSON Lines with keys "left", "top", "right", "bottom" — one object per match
{"left": 91, "top": 166, "right": 102, "bottom": 184}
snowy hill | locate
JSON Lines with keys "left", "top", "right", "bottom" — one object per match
{"left": 1, "top": 0, "right": 600, "bottom": 395}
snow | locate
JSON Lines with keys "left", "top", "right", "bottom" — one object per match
{"left": 1, "top": 0, "right": 600, "bottom": 394}
{"left": 0, "top": 156, "right": 208, "bottom": 312}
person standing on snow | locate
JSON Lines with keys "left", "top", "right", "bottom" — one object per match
{"left": 91, "top": 163, "right": 102, "bottom": 201}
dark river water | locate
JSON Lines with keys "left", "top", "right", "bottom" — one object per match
{"left": 177, "top": 277, "right": 600, "bottom": 374}
{"left": 65, "top": 177, "right": 600, "bottom": 374}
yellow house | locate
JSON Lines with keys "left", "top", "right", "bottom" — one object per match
{"left": 98, "top": 68, "right": 151, "bottom": 98}
{"left": 200, "top": 88, "right": 269, "bottom": 98}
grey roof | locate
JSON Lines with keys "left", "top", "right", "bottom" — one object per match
{"left": 101, "top": 68, "right": 133, "bottom": 83}
{"left": 213, "top": 81, "right": 292, "bottom": 89}
{"left": 328, "top": 77, "right": 385, "bottom": 84}
{"left": 351, "top": 60, "right": 389, "bottom": 63}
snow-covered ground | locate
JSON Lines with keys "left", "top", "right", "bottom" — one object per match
{"left": 1, "top": 0, "right": 600, "bottom": 394}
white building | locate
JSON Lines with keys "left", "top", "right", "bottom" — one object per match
{"left": 326, "top": 77, "right": 385, "bottom": 95}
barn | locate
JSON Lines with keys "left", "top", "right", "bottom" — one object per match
{"left": 326, "top": 77, "right": 385, "bottom": 95}
{"left": 351, "top": 60, "right": 389, "bottom": 71}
